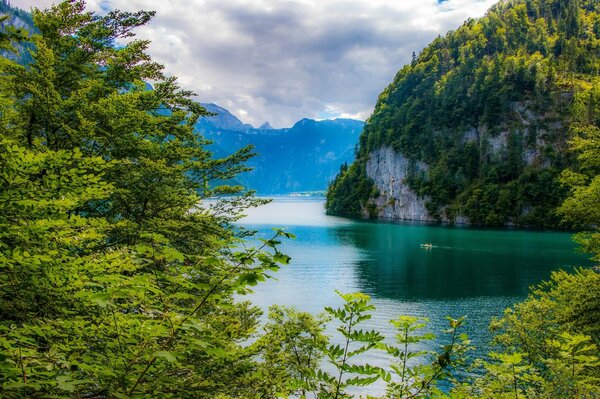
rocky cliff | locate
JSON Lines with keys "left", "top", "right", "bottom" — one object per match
{"left": 0, "top": 1, "right": 34, "bottom": 64}
{"left": 364, "top": 147, "right": 433, "bottom": 221}
{"left": 362, "top": 98, "right": 569, "bottom": 224}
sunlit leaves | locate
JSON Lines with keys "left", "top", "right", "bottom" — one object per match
{"left": 0, "top": 1, "right": 294, "bottom": 397}
{"left": 317, "top": 292, "right": 385, "bottom": 397}
{"left": 559, "top": 124, "right": 600, "bottom": 260}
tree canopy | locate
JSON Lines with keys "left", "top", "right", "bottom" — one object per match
{"left": 0, "top": 2, "right": 291, "bottom": 397}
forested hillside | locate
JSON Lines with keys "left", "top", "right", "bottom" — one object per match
{"left": 326, "top": 0, "right": 600, "bottom": 227}
{"left": 0, "top": 0, "right": 33, "bottom": 64}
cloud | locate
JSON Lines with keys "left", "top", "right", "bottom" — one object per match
{"left": 11, "top": 0, "right": 496, "bottom": 127}
{"left": 8, "top": 0, "right": 54, "bottom": 9}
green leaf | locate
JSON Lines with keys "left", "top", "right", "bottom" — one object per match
{"left": 155, "top": 351, "right": 177, "bottom": 363}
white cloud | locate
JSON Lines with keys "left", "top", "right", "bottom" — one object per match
{"left": 11, "top": 0, "right": 497, "bottom": 127}
{"left": 10, "top": 0, "right": 62, "bottom": 10}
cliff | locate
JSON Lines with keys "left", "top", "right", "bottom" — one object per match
{"left": 0, "top": 1, "right": 34, "bottom": 64}
{"left": 365, "top": 147, "right": 434, "bottom": 221}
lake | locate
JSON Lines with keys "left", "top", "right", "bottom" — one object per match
{"left": 237, "top": 196, "right": 591, "bottom": 392}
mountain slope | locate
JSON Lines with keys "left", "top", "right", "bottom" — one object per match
{"left": 196, "top": 108, "right": 364, "bottom": 194}
{"left": 326, "top": 0, "right": 600, "bottom": 227}
{"left": 0, "top": 0, "right": 35, "bottom": 64}
{"left": 197, "top": 103, "right": 255, "bottom": 131}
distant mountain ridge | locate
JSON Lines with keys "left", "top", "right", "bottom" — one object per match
{"left": 258, "top": 121, "right": 273, "bottom": 130}
{"left": 198, "top": 103, "right": 255, "bottom": 132}
{"left": 196, "top": 105, "right": 364, "bottom": 194}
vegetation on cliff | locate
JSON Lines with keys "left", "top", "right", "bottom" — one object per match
{"left": 327, "top": 0, "right": 600, "bottom": 227}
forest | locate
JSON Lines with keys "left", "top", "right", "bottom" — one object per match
{"left": 326, "top": 0, "right": 600, "bottom": 228}
{"left": 0, "top": 1, "right": 599, "bottom": 398}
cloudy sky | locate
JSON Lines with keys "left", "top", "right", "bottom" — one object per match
{"left": 13, "top": 0, "right": 496, "bottom": 127}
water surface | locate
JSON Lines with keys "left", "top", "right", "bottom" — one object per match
{"left": 238, "top": 197, "right": 591, "bottom": 390}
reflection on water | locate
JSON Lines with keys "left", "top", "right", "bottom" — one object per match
{"left": 342, "top": 221, "right": 585, "bottom": 299}
{"left": 237, "top": 197, "right": 591, "bottom": 393}
{"left": 241, "top": 197, "right": 588, "bottom": 302}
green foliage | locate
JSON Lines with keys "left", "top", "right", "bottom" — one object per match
{"left": 252, "top": 282, "right": 598, "bottom": 399}
{"left": 382, "top": 316, "right": 471, "bottom": 398}
{"left": 471, "top": 268, "right": 600, "bottom": 399}
{"left": 316, "top": 292, "right": 386, "bottom": 398}
{"left": 253, "top": 292, "right": 471, "bottom": 399}
{"left": 253, "top": 306, "right": 329, "bottom": 398}
{"left": 490, "top": 268, "right": 600, "bottom": 362}
{"left": 1, "top": 2, "right": 598, "bottom": 399}
{"left": 325, "top": 162, "right": 377, "bottom": 218}
{"left": 456, "top": 352, "right": 543, "bottom": 399}
{"left": 559, "top": 124, "right": 600, "bottom": 259}
{"left": 381, "top": 316, "right": 436, "bottom": 397}
{"left": 542, "top": 332, "right": 600, "bottom": 398}
{"left": 0, "top": 2, "right": 292, "bottom": 398}
{"left": 327, "top": 0, "right": 600, "bottom": 227}
{"left": 454, "top": 331, "right": 600, "bottom": 399}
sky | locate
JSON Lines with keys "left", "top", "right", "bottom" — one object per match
{"left": 12, "top": 0, "right": 497, "bottom": 128}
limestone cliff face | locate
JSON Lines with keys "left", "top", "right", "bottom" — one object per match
{"left": 364, "top": 147, "right": 435, "bottom": 222}
{"left": 363, "top": 98, "right": 562, "bottom": 224}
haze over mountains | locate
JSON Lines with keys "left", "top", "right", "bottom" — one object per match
{"left": 196, "top": 103, "right": 364, "bottom": 194}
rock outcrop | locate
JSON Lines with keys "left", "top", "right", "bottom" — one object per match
{"left": 365, "top": 147, "right": 434, "bottom": 221}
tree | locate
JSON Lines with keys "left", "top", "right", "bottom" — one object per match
{"left": 0, "top": 2, "right": 291, "bottom": 397}
{"left": 559, "top": 125, "right": 600, "bottom": 260}
{"left": 252, "top": 306, "right": 329, "bottom": 398}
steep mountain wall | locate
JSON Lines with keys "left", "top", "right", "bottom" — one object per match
{"left": 362, "top": 98, "right": 570, "bottom": 224}
{"left": 365, "top": 147, "right": 433, "bottom": 221}
{"left": 0, "top": 1, "right": 35, "bottom": 64}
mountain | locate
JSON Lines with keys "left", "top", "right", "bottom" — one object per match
{"left": 326, "top": 0, "right": 600, "bottom": 228}
{"left": 259, "top": 121, "right": 273, "bottom": 130}
{"left": 2, "top": 3, "right": 363, "bottom": 196}
{"left": 196, "top": 108, "right": 364, "bottom": 194}
{"left": 197, "top": 103, "right": 255, "bottom": 131}
{"left": 0, "top": 0, "right": 35, "bottom": 64}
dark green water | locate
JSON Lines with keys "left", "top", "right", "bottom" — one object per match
{"left": 238, "top": 197, "right": 591, "bottom": 392}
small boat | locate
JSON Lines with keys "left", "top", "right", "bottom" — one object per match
{"left": 420, "top": 243, "right": 433, "bottom": 249}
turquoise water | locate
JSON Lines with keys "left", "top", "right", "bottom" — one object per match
{"left": 237, "top": 197, "right": 591, "bottom": 392}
